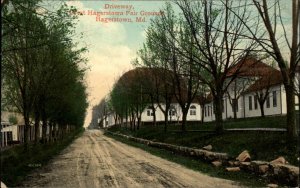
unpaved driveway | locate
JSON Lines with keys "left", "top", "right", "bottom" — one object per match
{"left": 21, "top": 129, "right": 242, "bottom": 188}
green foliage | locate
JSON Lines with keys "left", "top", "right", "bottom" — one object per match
{"left": 2, "top": 0, "right": 88, "bottom": 133}
{"left": 110, "top": 69, "right": 151, "bottom": 120}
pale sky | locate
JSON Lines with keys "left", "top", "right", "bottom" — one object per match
{"left": 63, "top": 1, "right": 167, "bottom": 127}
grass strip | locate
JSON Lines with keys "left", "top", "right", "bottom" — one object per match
{"left": 0, "top": 128, "right": 84, "bottom": 187}
{"left": 105, "top": 132, "right": 271, "bottom": 188}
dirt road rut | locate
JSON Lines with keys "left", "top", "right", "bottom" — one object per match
{"left": 21, "top": 130, "right": 242, "bottom": 188}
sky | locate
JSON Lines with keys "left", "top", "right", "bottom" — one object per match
{"left": 61, "top": 1, "right": 168, "bottom": 127}
{"left": 42, "top": 0, "right": 293, "bottom": 128}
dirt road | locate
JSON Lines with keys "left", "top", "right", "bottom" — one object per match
{"left": 21, "top": 130, "right": 242, "bottom": 188}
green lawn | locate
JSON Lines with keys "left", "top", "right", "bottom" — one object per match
{"left": 151, "top": 115, "right": 286, "bottom": 130}
{"left": 0, "top": 128, "right": 84, "bottom": 187}
{"left": 108, "top": 116, "right": 298, "bottom": 166}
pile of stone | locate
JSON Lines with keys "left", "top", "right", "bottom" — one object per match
{"left": 109, "top": 131, "right": 229, "bottom": 161}
{"left": 216, "top": 150, "right": 299, "bottom": 187}
{"left": 107, "top": 131, "right": 299, "bottom": 187}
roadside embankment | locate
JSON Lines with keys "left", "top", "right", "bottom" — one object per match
{"left": 106, "top": 130, "right": 299, "bottom": 187}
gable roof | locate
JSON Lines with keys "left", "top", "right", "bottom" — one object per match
{"left": 243, "top": 70, "right": 283, "bottom": 94}
{"left": 227, "top": 56, "right": 279, "bottom": 77}
{"left": 226, "top": 56, "right": 283, "bottom": 94}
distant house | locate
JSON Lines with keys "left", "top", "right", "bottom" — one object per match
{"left": 1, "top": 111, "right": 41, "bottom": 147}
{"left": 101, "top": 112, "right": 116, "bottom": 128}
{"left": 1, "top": 111, "right": 24, "bottom": 147}
{"left": 105, "top": 58, "right": 298, "bottom": 126}
{"left": 141, "top": 102, "right": 202, "bottom": 123}
{"left": 201, "top": 57, "right": 298, "bottom": 121}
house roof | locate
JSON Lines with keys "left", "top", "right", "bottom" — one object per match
{"left": 243, "top": 70, "right": 283, "bottom": 94}
{"left": 227, "top": 56, "right": 280, "bottom": 77}
{"left": 226, "top": 56, "right": 283, "bottom": 94}
{"left": 121, "top": 57, "right": 285, "bottom": 105}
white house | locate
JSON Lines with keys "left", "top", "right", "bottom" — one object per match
{"left": 101, "top": 112, "right": 116, "bottom": 128}
{"left": 145, "top": 58, "right": 297, "bottom": 123}
{"left": 200, "top": 57, "right": 297, "bottom": 122}
{"left": 141, "top": 102, "right": 202, "bottom": 123}
{"left": 0, "top": 111, "right": 47, "bottom": 147}
{"left": 105, "top": 58, "right": 299, "bottom": 126}
{"left": 1, "top": 111, "right": 24, "bottom": 147}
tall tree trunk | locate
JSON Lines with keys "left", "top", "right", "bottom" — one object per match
{"left": 137, "top": 113, "right": 141, "bottom": 130}
{"left": 114, "top": 114, "right": 117, "bottom": 126}
{"left": 152, "top": 108, "right": 156, "bottom": 126}
{"left": 285, "top": 84, "right": 297, "bottom": 138}
{"left": 214, "top": 93, "right": 224, "bottom": 134}
{"left": 49, "top": 123, "right": 53, "bottom": 142}
{"left": 201, "top": 104, "right": 205, "bottom": 123}
{"left": 34, "top": 113, "right": 40, "bottom": 144}
{"left": 130, "top": 113, "right": 133, "bottom": 131}
{"left": 296, "top": 94, "right": 300, "bottom": 131}
{"left": 121, "top": 117, "right": 124, "bottom": 128}
{"left": 42, "top": 118, "right": 47, "bottom": 143}
{"left": 233, "top": 106, "right": 237, "bottom": 119}
{"left": 64, "top": 124, "right": 68, "bottom": 139}
{"left": 23, "top": 115, "right": 30, "bottom": 150}
{"left": 53, "top": 123, "right": 57, "bottom": 141}
{"left": 259, "top": 101, "right": 265, "bottom": 117}
{"left": 181, "top": 108, "right": 188, "bottom": 132}
{"left": 164, "top": 111, "right": 168, "bottom": 133}
{"left": 125, "top": 108, "right": 128, "bottom": 129}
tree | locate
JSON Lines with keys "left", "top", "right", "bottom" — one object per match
{"left": 2, "top": 0, "right": 46, "bottom": 147}
{"left": 196, "top": 84, "right": 210, "bottom": 123}
{"left": 89, "top": 98, "right": 108, "bottom": 129}
{"left": 252, "top": 68, "right": 282, "bottom": 118}
{"left": 168, "top": 0, "right": 258, "bottom": 133}
{"left": 2, "top": 0, "right": 88, "bottom": 146}
{"left": 226, "top": 78, "right": 250, "bottom": 119}
{"left": 137, "top": 44, "right": 175, "bottom": 132}
{"left": 227, "top": 0, "right": 299, "bottom": 138}
{"left": 110, "top": 68, "right": 150, "bottom": 131}
{"left": 141, "top": 3, "right": 203, "bottom": 132}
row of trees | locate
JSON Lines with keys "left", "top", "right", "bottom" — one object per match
{"left": 1, "top": 0, "right": 88, "bottom": 147}
{"left": 91, "top": 0, "right": 299, "bottom": 139}
{"left": 89, "top": 98, "right": 110, "bottom": 129}
{"left": 138, "top": 0, "right": 299, "bottom": 138}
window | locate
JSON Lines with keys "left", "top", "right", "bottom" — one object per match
{"left": 169, "top": 110, "right": 175, "bottom": 116}
{"left": 249, "top": 96, "right": 252, "bottom": 111}
{"left": 273, "top": 91, "right": 277, "bottom": 107}
{"left": 190, "top": 105, "right": 196, "bottom": 116}
{"left": 169, "top": 106, "right": 176, "bottom": 116}
{"left": 204, "top": 106, "right": 207, "bottom": 117}
{"left": 266, "top": 95, "right": 270, "bottom": 108}
{"left": 254, "top": 95, "right": 258, "bottom": 110}
{"left": 147, "top": 106, "right": 153, "bottom": 116}
{"left": 232, "top": 99, "right": 238, "bottom": 112}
